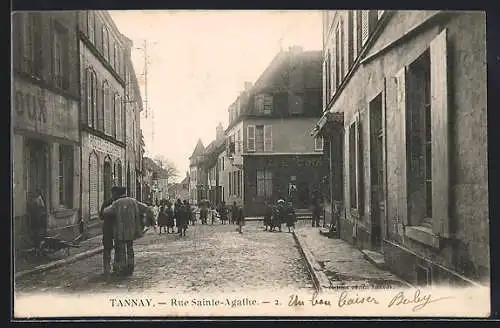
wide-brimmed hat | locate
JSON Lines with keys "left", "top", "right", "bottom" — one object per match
{"left": 277, "top": 199, "right": 285, "bottom": 204}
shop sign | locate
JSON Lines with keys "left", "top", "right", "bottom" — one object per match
{"left": 88, "top": 134, "right": 123, "bottom": 158}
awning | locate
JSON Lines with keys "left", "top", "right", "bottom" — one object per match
{"left": 311, "top": 111, "right": 344, "bottom": 137}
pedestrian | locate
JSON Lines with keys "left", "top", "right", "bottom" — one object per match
{"left": 200, "top": 202, "right": 208, "bottom": 224}
{"left": 237, "top": 203, "right": 245, "bottom": 234}
{"left": 99, "top": 186, "right": 119, "bottom": 276}
{"left": 263, "top": 200, "right": 273, "bottom": 231}
{"left": 217, "top": 201, "right": 228, "bottom": 225}
{"left": 174, "top": 199, "right": 183, "bottom": 233}
{"left": 211, "top": 205, "right": 216, "bottom": 225}
{"left": 27, "top": 189, "right": 47, "bottom": 250}
{"left": 284, "top": 201, "right": 297, "bottom": 233}
{"left": 179, "top": 200, "right": 190, "bottom": 237}
{"left": 230, "top": 201, "right": 238, "bottom": 225}
{"left": 157, "top": 203, "right": 168, "bottom": 234}
{"left": 311, "top": 196, "right": 322, "bottom": 228}
{"left": 103, "top": 186, "right": 150, "bottom": 276}
{"left": 165, "top": 200, "right": 175, "bottom": 233}
{"left": 273, "top": 199, "right": 287, "bottom": 232}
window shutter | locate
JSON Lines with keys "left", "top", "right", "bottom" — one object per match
{"left": 353, "top": 11, "right": 359, "bottom": 58}
{"left": 395, "top": 67, "right": 408, "bottom": 226}
{"left": 343, "top": 18, "right": 349, "bottom": 76}
{"left": 247, "top": 125, "right": 255, "bottom": 151}
{"left": 264, "top": 125, "right": 273, "bottom": 152}
{"left": 430, "top": 29, "right": 450, "bottom": 238}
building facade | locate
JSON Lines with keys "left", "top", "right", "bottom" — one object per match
{"left": 202, "top": 123, "right": 226, "bottom": 206}
{"left": 188, "top": 139, "right": 206, "bottom": 205}
{"left": 314, "top": 10, "right": 488, "bottom": 286}
{"left": 12, "top": 12, "right": 82, "bottom": 250}
{"left": 168, "top": 172, "right": 190, "bottom": 201}
{"left": 225, "top": 47, "right": 329, "bottom": 216}
{"left": 77, "top": 11, "right": 129, "bottom": 236}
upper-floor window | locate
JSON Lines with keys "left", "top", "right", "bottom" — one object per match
{"left": 19, "top": 13, "right": 42, "bottom": 78}
{"left": 255, "top": 94, "right": 272, "bottom": 115}
{"left": 102, "top": 26, "right": 109, "bottom": 61}
{"left": 315, "top": 136, "right": 324, "bottom": 151}
{"left": 53, "top": 21, "right": 70, "bottom": 90}
{"left": 87, "top": 11, "right": 95, "bottom": 43}
{"left": 113, "top": 43, "right": 118, "bottom": 71}
{"left": 290, "top": 93, "right": 304, "bottom": 115}
{"left": 236, "top": 129, "right": 241, "bottom": 154}
{"left": 86, "top": 68, "right": 98, "bottom": 129}
{"left": 248, "top": 125, "right": 272, "bottom": 152}
{"left": 112, "top": 93, "right": 119, "bottom": 138}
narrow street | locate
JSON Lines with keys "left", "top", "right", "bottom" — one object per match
{"left": 15, "top": 221, "right": 315, "bottom": 295}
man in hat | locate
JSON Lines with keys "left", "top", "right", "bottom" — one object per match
{"left": 100, "top": 186, "right": 119, "bottom": 276}
{"left": 103, "top": 186, "right": 150, "bottom": 276}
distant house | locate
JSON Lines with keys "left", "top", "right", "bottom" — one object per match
{"left": 169, "top": 172, "right": 190, "bottom": 201}
{"left": 188, "top": 139, "right": 206, "bottom": 205}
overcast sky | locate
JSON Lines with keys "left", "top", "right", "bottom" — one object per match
{"left": 110, "top": 10, "right": 323, "bottom": 182}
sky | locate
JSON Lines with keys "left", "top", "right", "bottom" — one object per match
{"left": 110, "top": 10, "right": 323, "bottom": 182}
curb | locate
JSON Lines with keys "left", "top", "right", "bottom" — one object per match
{"left": 292, "top": 230, "right": 331, "bottom": 294}
{"left": 15, "top": 244, "right": 104, "bottom": 280}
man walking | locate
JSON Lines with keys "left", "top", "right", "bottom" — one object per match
{"left": 100, "top": 186, "right": 119, "bottom": 276}
{"left": 311, "top": 196, "right": 322, "bottom": 228}
{"left": 237, "top": 203, "right": 245, "bottom": 234}
{"left": 103, "top": 187, "right": 150, "bottom": 276}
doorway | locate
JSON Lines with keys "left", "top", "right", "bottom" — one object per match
{"left": 369, "top": 94, "right": 385, "bottom": 251}
{"left": 26, "top": 138, "right": 49, "bottom": 200}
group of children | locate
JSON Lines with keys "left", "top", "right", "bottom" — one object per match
{"left": 263, "top": 199, "right": 297, "bottom": 233}
{"left": 147, "top": 199, "right": 192, "bottom": 236}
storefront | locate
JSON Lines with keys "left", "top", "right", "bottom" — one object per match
{"left": 13, "top": 79, "right": 80, "bottom": 250}
{"left": 80, "top": 132, "right": 125, "bottom": 233}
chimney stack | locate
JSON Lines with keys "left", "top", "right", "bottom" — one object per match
{"left": 216, "top": 122, "right": 224, "bottom": 140}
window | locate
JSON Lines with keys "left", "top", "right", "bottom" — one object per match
{"left": 112, "top": 93, "right": 119, "bottom": 137}
{"left": 88, "top": 151, "right": 99, "bottom": 216}
{"left": 102, "top": 81, "right": 111, "bottom": 135}
{"left": 335, "top": 24, "right": 342, "bottom": 88}
{"left": 87, "top": 11, "right": 95, "bottom": 43}
{"left": 393, "top": 29, "right": 449, "bottom": 239}
{"left": 102, "top": 27, "right": 109, "bottom": 60}
{"left": 115, "top": 160, "right": 123, "bottom": 185}
{"left": 113, "top": 43, "right": 118, "bottom": 70}
{"left": 255, "top": 94, "right": 264, "bottom": 114}
{"left": 86, "top": 68, "right": 98, "bottom": 129}
{"left": 53, "top": 22, "right": 69, "bottom": 90}
{"left": 263, "top": 94, "right": 273, "bottom": 115}
{"left": 347, "top": 11, "right": 355, "bottom": 68}
{"left": 256, "top": 169, "right": 272, "bottom": 198}
{"left": 353, "top": 11, "right": 362, "bottom": 57}
{"left": 407, "top": 50, "right": 432, "bottom": 227}
{"left": 59, "top": 145, "right": 74, "bottom": 208}
{"left": 116, "top": 95, "right": 122, "bottom": 141}
{"left": 237, "top": 170, "right": 241, "bottom": 196}
{"left": 264, "top": 125, "right": 273, "bottom": 151}
{"left": 237, "top": 129, "right": 241, "bottom": 153}
{"left": 349, "top": 122, "right": 357, "bottom": 209}
{"left": 247, "top": 125, "right": 256, "bottom": 151}
{"left": 315, "top": 136, "right": 324, "bottom": 151}
{"left": 229, "top": 171, "right": 232, "bottom": 195}
{"left": 21, "top": 13, "right": 42, "bottom": 77}
{"left": 290, "top": 93, "right": 304, "bottom": 114}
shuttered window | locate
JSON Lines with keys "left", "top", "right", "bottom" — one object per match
{"left": 361, "top": 10, "right": 369, "bottom": 45}
{"left": 89, "top": 152, "right": 99, "bottom": 216}
{"left": 322, "top": 59, "right": 327, "bottom": 109}
{"left": 315, "top": 136, "right": 324, "bottom": 151}
{"left": 349, "top": 122, "right": 357, "bottom": 209}
{"left": 257, "top": 169, "right": 272, "bottom": 197}
{"left": 87, "top": 11, "right": 95, "bottom": 43}
{"left": 103, "top": 81, "right": 111, "bottom": 135}
{"left": 263, "top": 94, "right": 273, "bottom": 115}
{"left": 264, "top": 125, "right": 273, "bottom": 152}
{"left": 247, "top": 125, "right": 256, "bottom": 151}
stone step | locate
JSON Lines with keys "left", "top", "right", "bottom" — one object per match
{"left": 361, "top": 249, "right": 387, "bottom": 270}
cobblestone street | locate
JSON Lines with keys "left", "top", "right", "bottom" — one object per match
{"left": 15, "top": 221, "right": 315, "bottom": 295}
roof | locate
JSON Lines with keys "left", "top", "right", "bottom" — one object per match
{"left": 189, "top": 139, "right": 205, "bottom": 160}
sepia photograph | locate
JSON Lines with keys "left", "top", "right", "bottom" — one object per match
{"left": 12, "top": 9, "right": 490, "bottom": 318}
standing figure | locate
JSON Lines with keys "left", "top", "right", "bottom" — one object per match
{"left": 284, "top": 201, "right": 297, "bottom": 233}
{"left": 273, "top": 199, "right": 287, "bottom": 232}
{"left": 103, "top": 187, "right": 150, "bottom": 276}
{"left": 200, "top": 202, "right": 208, "bottom": 224}
{"left": 165, "top": 201, "right": 175, "bottom": 233}
{"left": 263, "top": 201, "right": 273, "bottom": 231}
{"left": 27, "top": 189, "right": 47, "bottom": 249}
{"left": 99, "top": 186, "right": 118, "bottom": 276}
{"left": 157, "top": 204, "right": 168, "bottom": 234}
{"left": 311, "top": 197, "right": 322, "bottom": 228}
{"left": 179, "top": 200, "right": 190, "bottom": 237}
{"left": 230, "top": 201, "right": 238, "bottom": 225}
{"left": 237, "top": 203, "right": 245, "bottom": 234}
{"left": 174, "top": 199, "right": 183, "bottom": 233}
{"left": 217, "top": 201, "right": 228, "bottom": 225}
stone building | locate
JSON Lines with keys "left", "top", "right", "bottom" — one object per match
{"left": 188, "top": 139, "right": 206, "bottom": 205}
{"left": 201, "top": 123, "right": 226, "bottom": 206}
{"left": 77, "top": 11, "right": 130, "bottom": 237}
{"left": 225, "top": 47, "right": 329, "bottom": 216}
{"left": 313, "top": 10, "right": 488, "bottom": 286}
{"left": 12, "top": 12, "right": 82, "bottom": 250}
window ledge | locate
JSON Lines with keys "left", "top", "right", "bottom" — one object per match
{"left": 405, "top": 225, "right": 441, "bottom": 249}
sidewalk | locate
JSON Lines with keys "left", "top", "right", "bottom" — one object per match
{"left": 293, "top": 227, "right": 411, "bottom": 291}
{"left": 15, "top": 235, "right": 104, "bottom": 278}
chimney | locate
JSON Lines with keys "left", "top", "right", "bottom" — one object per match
{"left": 244, "top": 81, "right": 253, "bottom": 91}
{"left": 216, "top": 122, "right": 224, "bottom": 140}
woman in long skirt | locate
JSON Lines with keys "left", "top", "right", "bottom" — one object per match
{"left": 157, "top": 205, "right": 168, "bottom": 234}
{"left": 165, "top": 201, "right": 175, "bottom": 233}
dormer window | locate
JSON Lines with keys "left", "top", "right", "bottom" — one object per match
{"left": 255, "top": 93, "right": 273, "bottom": 115}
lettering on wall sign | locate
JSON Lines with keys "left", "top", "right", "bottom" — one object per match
{"left": 15, "top": 89, "right": 47, "bottom": 123}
